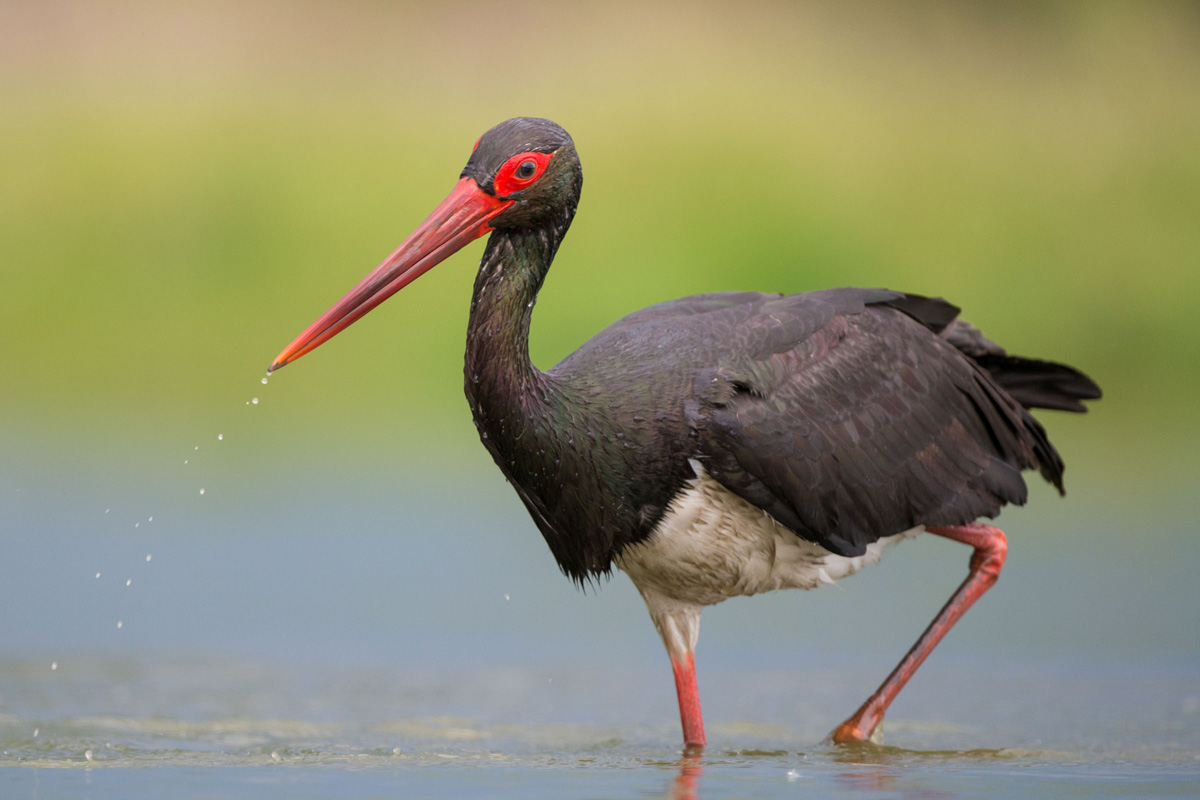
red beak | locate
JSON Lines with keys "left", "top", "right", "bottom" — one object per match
{"left": 269, "top": 177, "right": 510, "bottom": 372}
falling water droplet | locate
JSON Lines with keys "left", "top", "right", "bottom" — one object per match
{"left": 32, "top": 728, "right": 38, "bottom": 738}
{"left": 199, "top": 488, "right": 206, "bottom": 495}
{"left": 105, "top": 508, "right": 110, "bottom": 514}
{"left": 50, "top": 662, "right": 57, "bottom": 671}
{"left": 84, "top": 749, "right": 93, "bottom": 761}
{"left": 271, "top": 751, "right": 282, "bottom": 762}
{"left": 145, "top": 554, "right": 152, "bottom": 562}
{"left": 95, "top": 573, "right": 101, "bottom": 579}
{"left": 134, "top": 523, "right": 139, "bottom": 528}
{"left": 217, "top": 433, "right": 223, "bottom": 441}
{"left": 504, "top": 593, "right": 510, "bottom": 601}
{"left": 116, "top": 621, "right": 123, "bottom": 629}
{"left": 148, "top": 516, "right": 153, "bottom": 522}
{"left": 125, "top": 579, "right": 131, "bottom": 587}
{"left": 184, "top": 460, "right": 189, "bottom": 464}
{"left": 252, "top": 397, "right": 259, "bottom": 405}
{"left": 262, "top": 377, "right": 269, "bottom": 385}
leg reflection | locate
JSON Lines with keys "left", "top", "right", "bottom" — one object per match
{"left": 668, "top": 753, "right": 704, "bottom": 800}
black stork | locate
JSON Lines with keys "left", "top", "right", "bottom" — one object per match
{"left": 269, "top": 117, "right": 1101, "bottom": 749}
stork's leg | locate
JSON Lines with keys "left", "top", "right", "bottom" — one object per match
{"left": 830, "top": 522, "right": 1008, "bottom": 744}
{"left": 642, "top": 598, "right": 707, "bottom": 750}
{"left": 672, "top": 651, "right": 706, "bottom": 750}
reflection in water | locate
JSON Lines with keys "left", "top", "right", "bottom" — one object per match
{"left": 668, "top": 754, "right": 703, "bottom": 800}
{"left": 659, "top": 745, "right": 1008, "bottom": 800}
{"left": 833, "top": 765, "right": 955, "bottom": 799}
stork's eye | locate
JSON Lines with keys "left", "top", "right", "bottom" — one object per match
{"left": 493, "top": 151, "right": 553, "bottom": 197}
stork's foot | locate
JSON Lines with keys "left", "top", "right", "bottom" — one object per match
{"left": 828, "top": 708, "right": 883, "bottom": 745}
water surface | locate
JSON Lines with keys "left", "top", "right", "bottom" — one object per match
{"left": 1, "top": 439, "right": 1197, "bottom": 797}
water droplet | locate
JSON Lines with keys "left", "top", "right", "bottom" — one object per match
{"left": 134, "top": 522, "right": 139, "bottom": 528}
{"left": 105, "top": 508, "right": 110, "bottom": 514}
{"left": 184, "top": 460, "right": 189, "bottom": 464}
{"left": 125, "top": 579, "right": 131, "bottom": 587}
{"left": 116, "top": 621, "right": 123, "bottom": 629}
{"left": 50, "top": 662, "right": 57, "bottom": 671}
{"left": 392, "top": 747, "right": 402, "bottom": 756}
{"left": 787, "top": 769, "right": 802, "bottom": 782}
{"left": 504, "top": 593, "right": 510, "bottom": 601}
{"left": 194, "top": 446, "right": 199, "bottom": 451}
{"left": 271, "top": 751, "right": 282, "bottom": 762}
{"left": 252, "top": 397, "right": 259, "bottom": 405}
{"left": 95, "top": 573, "right": 101, "bottom": 579}
{"left": 32, "top": 728, "right": 38, "bottom": 738}
{"left": 84, "top": 749, "right": 93, "bottom": 761}
{"left": 148, "top": 516, "right": 153, "bottom": 522}
{"left": 199, "top": 488, "right": 205, "bottom": 495}
{"left": 146, "top": 554, "right": 152, "bottom": 562}
{"left": 262, "top": 377, "right": 269, "bottom": 385}
{"left": 217, "top": 433, "right": 223, "bottom": 441}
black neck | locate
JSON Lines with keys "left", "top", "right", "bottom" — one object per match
{"left": 463, "top": 210, "right": 632, "bottom": 581}
{"left": 465, "top": 224, "right": 559, "bottom": 401}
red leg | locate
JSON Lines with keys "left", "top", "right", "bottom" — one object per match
{"left": 672, "top": 652, "right": 706, "bottom": 750}
{"left": 830, "top": 522, "right": 1008, "bottom": 744}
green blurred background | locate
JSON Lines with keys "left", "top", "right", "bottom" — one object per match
{"left": 2, "top": 2, "right": 1199, "bottom": 587}
{"left": 4, "top": 1, "right": 1198, "bottom": 486}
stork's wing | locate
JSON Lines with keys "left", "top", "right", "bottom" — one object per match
{"left": 690, "top": 293, "right": 1059, "bottom": 558}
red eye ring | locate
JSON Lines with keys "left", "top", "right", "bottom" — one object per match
{"left": 493, "top": 151, "right": 553, "bottom": 197}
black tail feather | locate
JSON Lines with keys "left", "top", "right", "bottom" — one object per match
{"left": 973, "top": 354, "right": 1102, "bottom": 413}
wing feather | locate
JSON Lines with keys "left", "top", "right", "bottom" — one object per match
{"left": 693, "top": 304, "right": 1046, "bottom": 557}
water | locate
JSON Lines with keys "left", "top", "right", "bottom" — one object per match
{"left": 1, "top": 435, "right": 1198, "bottom": 797}
{"left": 2, "top": 654, "right": 1197, "bottom": 798}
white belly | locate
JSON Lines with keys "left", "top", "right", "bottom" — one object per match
{"left": 617, "top": 460, "right": 921, "bottom": 608}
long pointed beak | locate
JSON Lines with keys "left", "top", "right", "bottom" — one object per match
{"left": 269, "top": 177, "right": 510, "bottom": 372}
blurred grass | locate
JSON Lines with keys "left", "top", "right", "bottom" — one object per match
{"left": 2, "top": 1, "right": 1198, "bottom": 488}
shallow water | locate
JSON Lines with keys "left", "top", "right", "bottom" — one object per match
{"left": 2, "top": 654, "right": 1198, "bottom": 799}
{"left": 2, "top": 438, "right": 1198, "bottom": 797}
